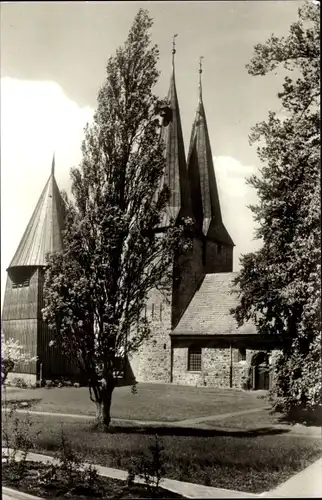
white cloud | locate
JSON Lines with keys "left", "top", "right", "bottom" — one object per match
{"left": 1, "top": 77, "right": 94, "bottom": 306}
{"left": 214, "top": 155, "right": 262, "bottom": 271}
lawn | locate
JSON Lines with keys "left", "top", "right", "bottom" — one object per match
{"left": 205, "top": 409, "right": 283, "bottom": 430}
{"left": 2, "top": 383, "right": 268, "bottom": 422}
{"left": 2, "top": 412, "right": 322, "bottom": 494}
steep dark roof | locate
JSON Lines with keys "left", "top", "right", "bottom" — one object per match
{"left": 173, "top": 272, "right": 256, "bottom": 336}
{"left": 159, "top": 54, "right": 193, "bottom": 227}
{"left": 9, "top": 165, "right": 65, "bottom": 269}
{"left": 187, "top": 75, "right": 234, "bottom": 246}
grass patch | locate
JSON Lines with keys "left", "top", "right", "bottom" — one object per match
{"left": 2, "top": 384, "right": 267, "bottom": 422}
{"left": 205, "top": 410, "right": 283, "bottom": 430}
{"left": 3, "top": 412, "right": 322, "bottom": 493}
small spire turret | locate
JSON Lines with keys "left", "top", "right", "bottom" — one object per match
{"left": 51, "top": 153, "right": 55, "bottom": 175}
{"left": 172, "top": 33, "right": 178, "bottom": 67}
{"left": 198, "top": 56, "right": 204, "bottom": 102}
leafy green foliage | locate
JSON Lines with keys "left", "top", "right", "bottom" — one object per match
{"left": 232, "top": 1, "right": 321, "bottom": 416}
{"left": 42, "top": 9, "right": 190, "bottom": 427}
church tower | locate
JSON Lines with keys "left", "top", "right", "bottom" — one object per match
{"left": 187, "top": 59, "right": 234, "bottom": 272}
{"left": 135, "top": 38, "right": 205, "bottom": 383}
{"left": 2, "top": 156, "right": 75, "bottom": 383}
{"left": 135, "top": 55, "right": 234, "bottom": 384}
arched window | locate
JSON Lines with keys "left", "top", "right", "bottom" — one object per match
{"left": 188, "top": 346, "right": 202, "bottom": 371}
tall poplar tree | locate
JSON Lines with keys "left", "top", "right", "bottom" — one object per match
{"left": 42, "top": 9, "right": 190, "bottom": 428}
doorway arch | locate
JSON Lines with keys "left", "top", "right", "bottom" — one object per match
{"left": 250, "top": 351, "right": 270, "bottom": 390}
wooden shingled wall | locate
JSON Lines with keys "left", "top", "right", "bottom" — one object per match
{"left": 2, "top": 267, "right": 39, "bottom": 375}
{"left": 37, "top": 268, "right": 79, "bottom": 380}
{"left": 2, "top": 266, "right": 79, "bottom": 380}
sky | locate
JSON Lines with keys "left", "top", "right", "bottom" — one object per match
{"left": 1, "top": 0, "right": 303, "bottom": 306}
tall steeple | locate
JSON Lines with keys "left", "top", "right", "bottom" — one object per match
{"left": 187, "top": 59, "right": 234, "bottom": 246}
{"left": 8, "top": 157, "right": 65, "bottom": 269}
{"left": 159, "top": 34, "right": 192, "bottom": 226}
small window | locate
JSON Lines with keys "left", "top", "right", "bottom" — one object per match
{"left": 12, "top": 278, "right": 30, "bottom": 289}
{"left": 188, "top": 346, "right": 202, "bottom": 371}
{"left": 238, "top": 348, "right": 246, "bottom": 362}
{"left": 218, "top": 244, "right": 222, "bottom": 255}
{"left": 10, "top": 269, "right": 31, "bottom": 289}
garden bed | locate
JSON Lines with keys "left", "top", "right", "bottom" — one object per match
{"left": 2, "top": 460, "right": 183, "bottom": 499}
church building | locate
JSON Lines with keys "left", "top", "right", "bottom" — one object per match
{"left": 131, "top": 46, "right": 281, "bottom": 390}
{"left": 2, "top": 46, "right": 280, "bottom": 390}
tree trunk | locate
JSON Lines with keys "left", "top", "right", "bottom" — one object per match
{"left": 2, "top": 361, "right": 14, "bottom": 386}
{"left": 95, "top": 385, "right": 115, "bottom": 429}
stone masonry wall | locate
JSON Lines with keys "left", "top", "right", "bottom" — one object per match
{"left": 172, "top": 347, "right": 203, "bottom": 386}
{"left": 172, "top": 345, "right": 280, "bottom": 389}
{"left": 135, "top": 288, "right": 172, "bottom": 384}
{"left": 135, "top": 234, "right": 205, "bottom": 384}
{"left": 172, "top": 346, "right": 232, "bottom": 388}
{"left": 203, "top": 347, "right": 231, "bottom": 387}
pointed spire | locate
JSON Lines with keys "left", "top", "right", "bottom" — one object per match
{"left": 51, "top": 153, "right": 55, "bottom": 175}
{"left": 159, "top": 34, "right": 192, "bottom": 226}
{"left": 187, "top": 59, "right": 234, "bottom": 245}
{"left": 8, "top": 168, "right": 65, "bottom": 269}
{"left": 198, "top": 56, "right": 204, "bottom": 102}
{"left": 172, "top": 33, "right": 178, "bottom": 68}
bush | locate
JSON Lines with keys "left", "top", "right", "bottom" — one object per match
{"left": 2, "top": 409, "right": 40, "bottom": 481}
{"left": 41, "top": 377, "right": 75, "bottom": 388}
{"left": 37, "top": 428, "right": 103, "bottom": 496}
{"left": 127, "top": 435, "right": 166, "bottom": 496}
{"left": 11, "top": 377, "right": 28, "bottom": 389}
